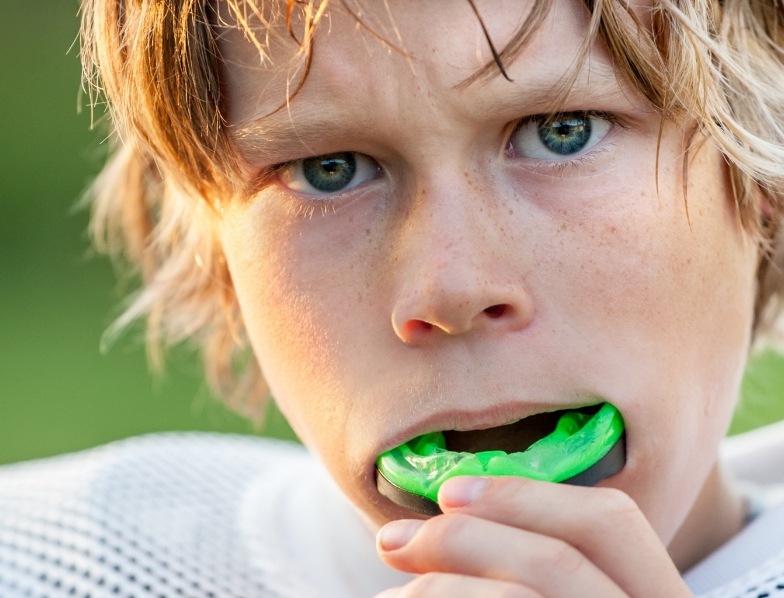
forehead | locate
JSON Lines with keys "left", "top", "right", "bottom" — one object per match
{"left": 215, "top": 0, "right": 635, "bottom": 148}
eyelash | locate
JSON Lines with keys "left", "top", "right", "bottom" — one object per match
{"left": 285, "top": 197, "right": 340, "bottom": 220}
{"left": 505, "top": 110, "right": 621, "bottom": 174}
{"left": 529, "top": 146, "right": 610, "bottom": 175}
{"left": 264, "top": 172, "right": 372, "bottom": 222}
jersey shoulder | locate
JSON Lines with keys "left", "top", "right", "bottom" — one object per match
{"left": 0, "top": 433, "right": 315, "bottom": 598}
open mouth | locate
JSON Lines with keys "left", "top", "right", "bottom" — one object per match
{"left": 442, "top": 403, "right": 603, "bottom": 454}
{"left": 376, "top": 402, "right": 625, "bottom": 516}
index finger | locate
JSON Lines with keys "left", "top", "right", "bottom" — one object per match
{"left": 437, "top": 476, "right": 692, "bottom": 598}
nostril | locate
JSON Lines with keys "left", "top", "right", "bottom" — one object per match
{"left": 483, "top": 304, "right": 508, "bottom": 319}
{"left": 401, "top": 320, "right": 434, "bottom": 337}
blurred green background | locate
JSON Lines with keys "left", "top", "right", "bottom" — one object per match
{"left": 1, "top": 4, "right": 783, "bottom": 467}
{"left": 0, "top": 3, "right": 296, "bottom": 465}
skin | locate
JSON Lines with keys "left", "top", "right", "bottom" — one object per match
{"left": 214, "top": 0, "right": 759, "bottom": 594}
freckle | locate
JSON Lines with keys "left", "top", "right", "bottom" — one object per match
{"left": 365, "top": 228, "right": 371, "bottom": 236}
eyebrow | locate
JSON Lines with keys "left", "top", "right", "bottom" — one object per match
{"left": 231, "top": 62, "right": 627, "bottom": 164}
{"left": 477, "top": 67, "right": 625, "bottom": 118}
{"left": 232, "top": 104, "right": 360, "bottom": 164}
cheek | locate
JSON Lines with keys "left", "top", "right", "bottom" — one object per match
{"left": 551, "top": 147, "right": 755, "bottom": 372}
{"left": 218, "top": 201, "right": 386, "bottom": 451}
{"left": 549, "top": 154, "right": 757, "bottom": 540}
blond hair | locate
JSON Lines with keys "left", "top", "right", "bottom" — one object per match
{"left": 80, "top": 0, "right": 784, "bottom": 415}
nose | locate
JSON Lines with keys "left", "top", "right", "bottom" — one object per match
{"left": 390, "top": 180, "right": 535, "bottom": 346}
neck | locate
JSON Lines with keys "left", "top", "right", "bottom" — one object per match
{"left": 668, "top": 462, "right": 746, "bottom": 572}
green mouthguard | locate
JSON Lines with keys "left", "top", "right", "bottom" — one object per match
{"left": 376, "top": 402, "right": 625, "bottom": 509}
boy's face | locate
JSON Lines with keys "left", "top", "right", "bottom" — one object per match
{"left": 216, "top": 0, "right": 758, "bottom": 543}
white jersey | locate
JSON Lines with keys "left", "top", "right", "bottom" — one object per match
{"left": 684, "top": 420, "right": 784, "bottom": 597}
{"left": 1, "top": 430, "right": 784, "bottom": 597}
{"left": 0, "top": 433, "right": 410, "bottom": 598}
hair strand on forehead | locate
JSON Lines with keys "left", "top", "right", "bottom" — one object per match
{"left": 465, "top": 0, "right": 513, "bottom": 82}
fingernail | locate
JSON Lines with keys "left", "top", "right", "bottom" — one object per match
{"left": 375, "top": 588, "right": 402, "bottom": 598}
{"left": 377, "top": 520, "right": 423, "bottom": 551}
{"left": 439, "top": 476, "right": 489, "bottom": 508}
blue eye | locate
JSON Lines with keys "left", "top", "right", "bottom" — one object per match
{"left": 278, "top": 152, "right": 381, "bottom": 195}
{"left": 509, "top": 112, "right": 613, "bottom": 160}
{"left": 539, "top": 115, "right": 591, "bottom": 154}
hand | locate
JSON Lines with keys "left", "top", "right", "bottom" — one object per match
{"left": 374, "top": 476, "right": 693, "bottom": 597}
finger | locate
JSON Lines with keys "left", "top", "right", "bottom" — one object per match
{"left": 377, "top": 514, "right": 627, "bottom": 597}
{"left": 374, "top": 573, "right": 544, "bottom": 598}
{"left": 437, "top": 476, "right": 690, "bottom": 598}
